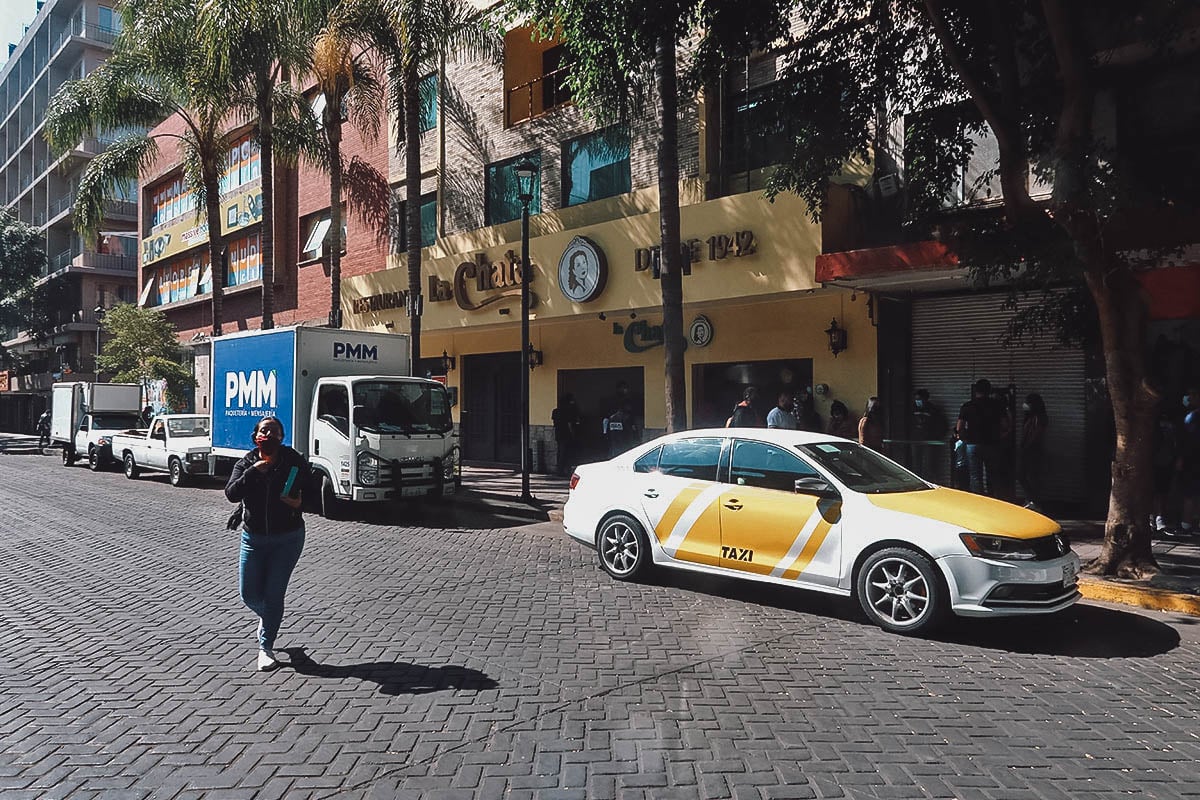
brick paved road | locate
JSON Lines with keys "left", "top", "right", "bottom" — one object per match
{"left": 1, "top": 453, "right": 1198, "bottom": 800}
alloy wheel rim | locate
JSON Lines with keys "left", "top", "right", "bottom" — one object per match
{"left": 865, "top": 557, "right": 930, "bottom": 627}
{"left": 601, "top": 522, "right": 639, "bottom": 575}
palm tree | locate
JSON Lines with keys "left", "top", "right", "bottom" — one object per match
{"left": 348, "top": 0, "right": 499, "bottom": 367}
{"left": 44, "top": 0, "right": 238, "bottom": 338}
{"left": 197, "top": 0, "right": 317, "bottom": 331}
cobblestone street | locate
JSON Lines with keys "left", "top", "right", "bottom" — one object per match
{"left": 2, "top": 452, "right": 1199, "bottom": 800}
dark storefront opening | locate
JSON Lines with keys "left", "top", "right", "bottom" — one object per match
{"left": 556, "top": 366, "right": 644, "bottom": 464}
{"left": 460, "top": 351, "right": 522, "bottom": 465}
{"left": 693, "top": 359, "right": 814, "bottom": 429}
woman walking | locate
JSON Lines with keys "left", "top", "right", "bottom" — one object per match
{"left": 225, "top": 416, "right": 317, "bottom": 670}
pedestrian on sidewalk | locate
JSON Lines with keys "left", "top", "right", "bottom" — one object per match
{"left": 36, "top": 410, "right": 51, "bottom": 450}
{"left": 552, "top": 393, "right": 581, "bottom": 477}
{"left": 1018, "top": 393, "right": 1049, "bottom": 512}
{"left": 225, "top": 416, "right": 318, "bottom": 671}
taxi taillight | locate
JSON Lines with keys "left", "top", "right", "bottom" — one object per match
{"left": 569, "top": 472, "right": 580, "bottom": 490}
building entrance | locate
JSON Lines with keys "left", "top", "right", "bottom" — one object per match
{"left": 693, "top": 359, "right": 815, "bottom": 429}
{"left": 461, "top": 351, "right": 522, "bottom": 464}
{"left": 556, "top": 367, "right": 644, "bottom": 464}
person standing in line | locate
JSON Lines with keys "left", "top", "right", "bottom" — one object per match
{"left": 910, "top": 388, "right": 946, "bottom": 478}
{"left": 604, "top": 400, "right": 639, "bottom": 457}
{"left": 793, "top": 387, "right": 822, "bottom": 431}
{"left": 726, "top": 386, "right": 765, "bottom": 428}
{"left": 957, "top": 380, "right": 991, "bottom": 495}
{"left": 1151, "top": 401, "right": 1181, "bottom": 536}
{"left": 551, "top": 393, "right": 581, "bottom": 477}
{"left": 767, "top": 391, "right": 800, "bottom": 430}
{"left": 225, "top": 416, "right": 318, "bottom": 671}
{"left": 1018, "top": 393, "right": 1049, "bottom": 512}
{"left": 858, "top": 396, "right": 885, "bottom": 452}
{"left": 827, "top": 400, "right": 858, "bottom": 440}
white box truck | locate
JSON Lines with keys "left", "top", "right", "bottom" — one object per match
{"left": 50, "top": 382, "right": 144, "bottom": 470}
{"left": 210, "top": 326, "right": 459, "bottom": 516}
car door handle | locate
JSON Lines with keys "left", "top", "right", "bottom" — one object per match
{"left": 643, "top": 489, "right": 659, "bottom": 499}
{"left": 724, "top": 500, "right": 743, "bottom": 511}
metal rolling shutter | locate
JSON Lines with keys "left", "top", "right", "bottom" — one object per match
{"left": 911, "top": 293, "right": 1086, "bottom": 504}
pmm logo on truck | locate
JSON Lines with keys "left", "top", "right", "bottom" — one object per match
{"left": 333, "top": 342, "right": 379, "bottom": 361}
{"left": 226, "top": 370, "right": 277, "bottom": 409}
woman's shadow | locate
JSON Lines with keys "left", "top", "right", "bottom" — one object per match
{"left": 276, "top": 647, "right": 499, "bottom": 696}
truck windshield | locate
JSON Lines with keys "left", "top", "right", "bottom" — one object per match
{"left": 352, "top": 381, "right": 452, "bottom": 435}
{"left": 92, "top": 414, "right": 142, "bottom": 431}
{"left": 167, "top": 417, "right": 210, "bottom": 437}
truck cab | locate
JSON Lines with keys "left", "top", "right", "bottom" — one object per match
{"left": 73, "top": 410, "right": 144, "bottom": 471}
{"left": 113, "top": 415, "right": 212, "bottom": 486}
{"left": 309, "top": 376, "right": 459, "bottom": 506}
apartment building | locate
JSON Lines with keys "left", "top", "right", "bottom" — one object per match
{"left": 0, "top": 0, "right": 138, "bottom": 431}
{"left": 340, "top": 24, "right": 877, "bottom": 470}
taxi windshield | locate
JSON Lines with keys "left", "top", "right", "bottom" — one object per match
{"left": 796, "top": 441, "right": 930, "bottom": 494}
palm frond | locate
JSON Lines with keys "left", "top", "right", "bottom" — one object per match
{"left": 73, "top": 135, "right": 162, "bottom": 238}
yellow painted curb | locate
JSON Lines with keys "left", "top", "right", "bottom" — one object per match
{"left": 1078, "top": 577, "right": 1200, "bottom": 616}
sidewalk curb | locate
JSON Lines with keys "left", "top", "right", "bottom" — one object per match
{"left": 1078, "top": 577, "right": 1200, "bottom": 617}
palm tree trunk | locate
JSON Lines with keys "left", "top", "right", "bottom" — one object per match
{"left": 656, "top": 32, "right": 687, "bottom": 433}
{"left": 257, "top": 83, "right": 275, "bottom": 330}
{"left": 404, "top": 51, "right": 423, "bottom": 371}
{"left": 202, "top": 160, "right": 225, "bottom": 338}
{"left": 328, "top": 110, "right": 344, "bottom": 328}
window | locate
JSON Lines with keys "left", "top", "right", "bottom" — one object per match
{"left": 562, "top": 126, "right": 631, "bottom": 207}
{"left": 226, "top": 232, "right": 263, "bottom": 287}
{"left": 219, "top": 133, "right": 259, "bottom": 196}
{"left": 541, "top": 45, "right": 572, "bottom": 109}
{"left": 485, "top": 151, "right": 540, "bottom": 225}
{"left": 419, "top": 73, "right": 437, "bottom": 133}
{"left": 634, "top": 447, "right": 662, "bottom": 473}
{"left": 152, "top": 253, "right": 207, "bottom": 307}
{"left": 728, "top": 84, "right": 793, "bottom": 174}
{"left": 301, "top": 214, "right": 333, "bottom": 261}
{"left": 797, "top": 442, "right": 930, "bottom": 494}
{"left": 97, "top": 6, "right": 122, "bottom": 33}
{"left": 317, "top": 385, "right": 350, "bottom": 437}
{"left": 503, "top": 27, "right": 572, "bottom": 126}
{"left": 150, "top": 177, "right": 197, "bottom": 229}
{"left": 657, "top": 438, "right": 723, "bottom": 482}
{"left": 730, "top": 440, "right": 820, "bottom": 493}
{"left": 394, "top": 194, "right": 437, "bottom": 251}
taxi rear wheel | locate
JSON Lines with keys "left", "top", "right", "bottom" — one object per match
{"left": 856, "top": 547, "right": 947, "bottom": 636}
{"left": 597, "top": 514, "right": 650, "bottom": 581}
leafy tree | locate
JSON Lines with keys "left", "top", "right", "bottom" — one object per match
{"left": 518, "top": 0, "right": 795, "bottom": 432}
{"left": 0, "top": 210, "right": 48, "bottom": 343}
{"left": 96, "top": 304, "right": 194, "bottom": 410}
{"left": 766, "top": 0, "right": 1195, "bottom": 576}
{"left": 44, "top": 0, "right": 238, "bottom": 338}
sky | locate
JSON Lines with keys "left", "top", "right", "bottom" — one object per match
{"left": 0, "top": 0, "right": 40, "bottom": 71}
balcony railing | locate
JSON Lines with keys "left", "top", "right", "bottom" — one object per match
{"left": 505, "top": 67, "right": 572, "bottom": 127}
{"left": 52, "top": 19, "right": 121, "bottom": 54}
{"left": 103, "top": 199, "right": 137, "bottom": 218}
{"left": 46, "top": 250, "right": 137, "bottom": 274}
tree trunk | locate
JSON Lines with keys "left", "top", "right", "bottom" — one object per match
{"left": 656, "top": 32, "right": 687, "bottom": 433}
{"left": 404, "top": 49, "right": 423, "bottom": 371}
{"left": 202, "top": 160, "right": 225, "bottom": 338}
{"left": 257, "top": 83, "right": 275, "bottom": 330}
{"left": 328, "top": 109, "right": 344, "bottom": 328}
{"left": 1083, "top": 264, "right": 1158, "bottom": 577}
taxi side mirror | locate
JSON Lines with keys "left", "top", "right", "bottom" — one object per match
{"left": 795, "top": 476, "right": 839, "bottom": 500}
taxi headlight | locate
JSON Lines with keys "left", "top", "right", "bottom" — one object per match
{"left": 357, "top": 452, "right": 380, "bottom": 486}
{"left": 959, "top": 533, "right": 1038, "bottom": 561}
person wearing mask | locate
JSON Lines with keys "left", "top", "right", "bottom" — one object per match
{"left": 726, "top": 386, "right": 765, "bottom": 428}
{"left": 858, "top": 396, "right": 885, "bottom": 452}
{"left": 827, "top": 400, "right": 858, "bottom": 440}
{"left": 1018, "top": 393, "right": 1049, "bottom": 512}
{"left": 910, "top": 389, "right": 946, "bottom": 478}
{"left": 793, "top": 387, "right": 822, "bottom": 431}
{"left": 551, "top": 393, "right": 581, "bottom": 477}
{"left": 956, "top": 379, "right": 992, "bottom": 495}
{"left": 225, "top": 416, "right": 318, "bottom": 671}
{"left": 767, "top": 391, "right": 799, "bottom": 430}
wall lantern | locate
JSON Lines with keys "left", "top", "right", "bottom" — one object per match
{"left": 825, "top": 318, "right": 848, "bottom": 358}
{"left": 513, "top": 159, "right": 537, "bottom": 204}
{"left": 527, "top": 345, "right": 543, "bottom": 370}
{"left": 440, "top": 350, "right": 456, "bottom": 373}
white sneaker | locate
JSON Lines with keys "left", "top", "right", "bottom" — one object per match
{"left": 257, "top": 648, "right": 278, "bottom": 671}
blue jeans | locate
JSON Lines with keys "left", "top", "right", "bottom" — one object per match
{"left": 239, "top": 527, "right": 305, "bottom": 650}
{"left": 963, "top": 443, "right": 986, "bottom": 495}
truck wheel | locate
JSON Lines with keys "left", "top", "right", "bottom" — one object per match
{"left": 321, "top": 474, "right": 345, "bottom": 520}
{"left": 88, "top": 447, "right": 102, "bottom": 471}
{"left": 123, "top": 453, "right": 140, "bottom": 479}
{"left": 169, "top": 458, "right": 188, "bottom": 487}
{"left": 62, "top": 446, "right": 74, "bottom": 466}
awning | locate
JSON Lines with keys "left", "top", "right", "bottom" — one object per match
{"left": 815, "top": 241, "right": 964, "bottom": 292}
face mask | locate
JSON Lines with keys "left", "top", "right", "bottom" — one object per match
{"left": 255, "top": 431, "right": 281, "bottom": 456}
{"left": 914, "top": 400, "right": 925, "bottom": 409}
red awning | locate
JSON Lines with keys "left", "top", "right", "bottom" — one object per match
{"left": 1139, "top": 263, "right": 1200, "bottom": 321}
{"left": 815, "top": 241, "right": 958, "bottom": 284}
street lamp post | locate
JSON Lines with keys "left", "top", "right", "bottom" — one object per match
{"left": 94, "top": 305, "right": 106, "bottom": 381}
{"left": 514, "top": 159, "right": 537, "bottom": 504}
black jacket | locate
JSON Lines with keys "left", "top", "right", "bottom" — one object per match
{"left": 225, "top": 445, "right": 317, "bottom": 535}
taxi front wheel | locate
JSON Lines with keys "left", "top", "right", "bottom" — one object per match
{"left": 856, "top": 547, "right": 948, "bottom": 636}
{"left": 597, "top": 514, "right": 651, "bottom": 581}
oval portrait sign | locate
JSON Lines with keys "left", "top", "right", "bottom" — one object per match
{"left": 558, "top": 236, "right": 608, "bottom": 303}
{"left": 689, "top": 314, "right": 714, "bottom": 347}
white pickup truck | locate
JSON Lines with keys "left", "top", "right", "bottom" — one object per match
{"left": 111, "top": 414, "right": 213, "bottom": 487}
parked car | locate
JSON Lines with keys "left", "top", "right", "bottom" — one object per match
{"left": 111, "top": 414, "right": 212, "bottom": 487}
{"left": 50, "top": 382, "right": 143, "bottom": 470}
{"left": 563, "top": 428, "right": 1080, "bottom": 636}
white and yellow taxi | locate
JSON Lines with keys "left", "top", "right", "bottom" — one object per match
{"left": 563, "top": 429, "right": 1080, "bottom": 635}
